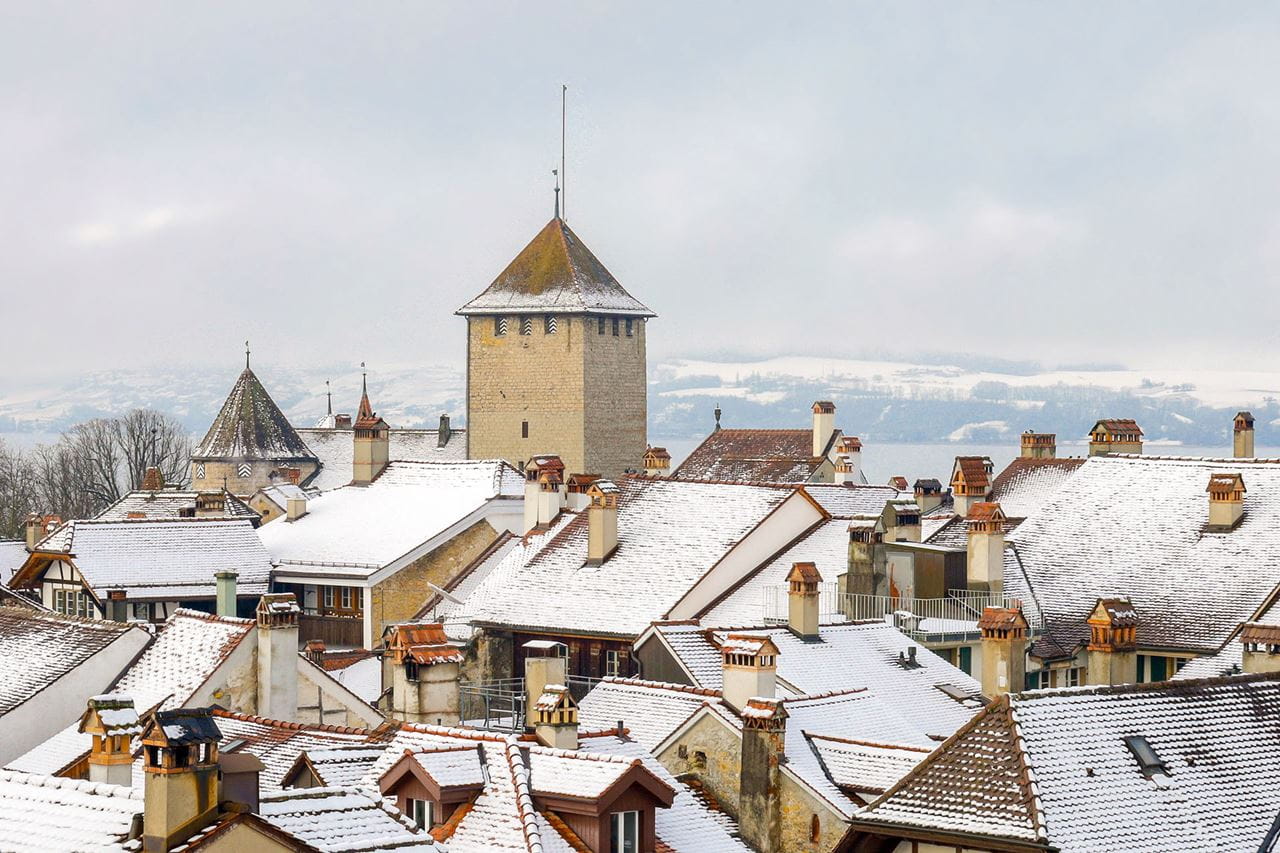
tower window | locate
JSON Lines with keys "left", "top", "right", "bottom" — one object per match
{"left": 520, "top": 316, "right": 533, "bottom": 336}
{"left": 611, "top": 317, "right": 620, "bottom": 336}
{"left": 598, "top": 316, "right": 606, "bottom": 335}
{"left": 522, "top": 421, "right": 529, "bottom": 439}
{"left": 625, "top": 318, "right": 634, "bottom": 337}
{"left": 545, "top": 315, "right": 557, "bottom": 334}
{"left": 495, "top": 316, "right": 508, "bottom": 336}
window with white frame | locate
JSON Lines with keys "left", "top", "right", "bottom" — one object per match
{"left": 610, "top": 810, "right": 639, "bottom": 853}
{"left": 605, "top": 649, "right": 621, "bottom": 677}
{"left": 405, "top": 798, "right": 433, "bottom": 829}
{"left": 53, "top": 588, "right": 92, "bottom": 618}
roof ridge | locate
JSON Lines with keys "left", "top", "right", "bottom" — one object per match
{"left": 172, "top": 607, "right": 256, "bottom": 626}
{"left": 0, "top": 607, "right": 135, "bottom": 632}
{"left": 524, "top": 745, "right": 637, "bottom": 765}
{"left": 600, "top": 676, "right": 722, "bottom": 697}
{"left": 209, "top": 707, "right": 377, "bottom": 736}
{"left": 1005, "top": 700, "right": 1049, "bottom": 843}
{"left": 1014, "top": 668, "right": 1280, "bottom": 701}
{"left": 785, "top": 687, "right": 870, "bottom": 704}
{"left": 0, "top": 769, "right": 144, "bottom": 800}
{"left": 504, "top": 736, "right": 545, "bottom": 853}
{"left": 802, "top": 733, "right": 933, "bottom": 752}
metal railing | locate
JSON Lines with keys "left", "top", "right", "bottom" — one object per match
{"left": 762, "top": 583, "right": 1039, "bottom": 644}
{"left": 459, "top": 674, "right": 607, "bottom": 732}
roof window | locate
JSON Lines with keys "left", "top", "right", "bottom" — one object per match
{"left": 1123, "top": 735, "right": 1168, "bottom": 779}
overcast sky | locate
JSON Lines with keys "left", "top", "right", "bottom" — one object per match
{"left": 4, "top": 2, "right": 1279, "bottom": 380}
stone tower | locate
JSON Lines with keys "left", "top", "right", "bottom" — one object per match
{"left": 191, "top": 355, "right": 318, "bottom": 496}
{"left": 457, "top": 217, "right": 655, "bottom": 478}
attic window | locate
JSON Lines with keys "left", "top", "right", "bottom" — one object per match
{"left": 520, "top": 316, "right": 533, "bottom": 336}
{"left": 544, "top": 315, "right": 557, "bottom": 334}
{"left": 495, "top": 316, "right": 508, "bottom": 336}
{"left": 598, "top": 316, "right": 606, "bottom": 335}
{"left": 611, "top": 317, "right": 620, "bottom": 336}
{"left": 1123, "top": 735, "right": 1168, "bottom": 778}
{"left": 625, "top": 318, "right": 634, "bottom": 337}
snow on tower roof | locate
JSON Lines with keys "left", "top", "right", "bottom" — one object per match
{"left": 193, "top": 367, "right": 317, "bottom": 462}
{"left": 456, "top": 217, "right": 654, "bottom": 317}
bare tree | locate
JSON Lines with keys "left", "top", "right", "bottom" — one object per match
{"left": 115, "top": 409, "right": 192, "bottom": 491}
{"left": 0, "top": 439, "right": 39, "bottom": 539}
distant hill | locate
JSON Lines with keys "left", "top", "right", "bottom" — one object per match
{"left": 3, "top": 355, "right": 1278, "bottom": 449}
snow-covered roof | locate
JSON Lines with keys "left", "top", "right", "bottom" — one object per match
{"left": 671, "top": 429, "right": 830, "bottom": 483}
{"left": 650, "top": 621, "right": 982, "bottom": 741}
{"left": 0, "top": 540, "right": 31, "bottom": 577}
{"left": 1007, "top": 454, "right": 1280, "bottom": 653}
{"left": 95, "top": 489, "right": 257, "bottom": 522}
{"left": 407, "top": 746, "right": 486, "bottom": 790}
{"left": 297, "top": 428, "right": 468, "bottom": 492}
{"left": 0, "top": 770, "right": 141, "bottom": 850}
{"left": 577, "top": 679, "right": 722, "bottom": 751}
{"left": 295, "top": 746, "right": 389, "bottom": 790}
{"left": 255, "top": 483, "right": 310, "bottom": 509}
{"left": 193, "top": 367, "right": 317, "bottom": 462}
{"left": 456, "top": 217, "right": 654, "bottom": 317}
{"left": 808, "top": 736, "right": 930, "bottom": 796}
{"left": 854, "top": 672, "right": 1280, "bottom": 851}
{"left": 25, "top": 518, "right": 271, "bottom": 601}
{"left": 212, "top": 711, "right": 381, "bottom": 791}
{"left": 260, "top": 460, "right": 522, "bottom": 579}
{"left": 0, "top": 609, "right": 141, "bottom": 717}
{"left": 523, "top": 745, "right": 651, "bottom": 800}
{"left": 803, "top": 484, "right": 903, "bottom": 518}
{"left": 258, "top": 786, "right": 438, "bottom": 851}
{"left": 453, "top": 478, "right": 806, "bottom": 637}
{"left": 415, "top": 532, "right": 521, "bottom": 626}
{"left": 988, "top": 456, "right": 1085, "bottom": 519}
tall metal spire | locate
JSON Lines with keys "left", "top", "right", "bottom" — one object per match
{"left": 553, "top": 169, "right": 560, "bottom": 219}
{"left": 561, "top": 83, "right": 567, "bottom": 221}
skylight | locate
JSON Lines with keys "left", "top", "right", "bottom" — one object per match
{"left": 1123, "top": 735, "right": 1168, "bottom": 778}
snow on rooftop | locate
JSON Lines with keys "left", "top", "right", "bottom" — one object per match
{"left": 578, "top": 679, "right": 721, "bottom": 751}
{"left": 301, "top": 746, "right": 389, "bottom": 790}
{"left": 809, "top": 736, "right": 930, "bottom": 795}
{"left": 258, "top": 786, "right": 438, "bottom": 851}
{"left": 211, "top": 713, "right": 376, "bottom": 791}
{"left": 409, "top": 746, "right": 486, "bottom": 789}
{"left": 0, "top": 770, "right": 141, "bottom": 851}
{"left": 0, "top": 609, "right": 139, "bottom": 716}
{"left": 803, "top": 484, "right": 904, "bottom": 518}
{"left": 988, "top": 457, "right": 1086, "bottom": 519}
{"left": 524, "top": 746, "right": 637, "bottom": 799}
{"left": 297, "top": 428, "right": 468, "bottom": 492}
{"left": 260, "top": 460, "right": 521, "bottom": 577}
{"left": 95, "top": 490, "right": 257, "bottom": 522}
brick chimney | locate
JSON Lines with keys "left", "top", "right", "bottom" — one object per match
{"left": 255, "top": 594, "right": 300, "bottom": 721}
{"left": 437, "top": 413, "right": 452, "bottom": 448}
{"left": 978, "top": 605, "right": 1028, "bottom": 697}
{"left": 214, "top": 571, "right": 237, "bottom": 618}
{"left": 523, "top": 640, "right": 568, "bottom": 729}
{"left": 1234, "top": 412, "right": 1256, "bottom": 459}
{"left": 564, "top": 473, "right": 599, "bottom": 512}
{"left": 352, "top": 374, "right": 390, "bottom": 485}
{"left": 386, "top": 623, "right": 464, "bottom": 725}
{"left": 523, "top": 455, "right": 566, "bottom": 533}
{"left": 913, "top": 478, "right": 942, "bottom": 513}
{"left": 720, "top": 634, "right": 779, "bottom": 713}
{"left": 843, "top": 517, "right": 882, "bottom": 597}
{"left": 787, "top": 562, "right": 822, "bottom": 640}
{"left": 304, "top": 639, "right": 326, "bottom": 664}
{"left": 1206, "top": 472, "right": 1246, "bottom": 531}
{"left": 140, "top": 708, "right": 222, "bottom": 852}
{"left": 586, "top": 479, "right": 620, "bottom": 565}
{"left": 1020, "top": 432, "right": 1056, "bottom": 459}
{"left": 79, "top": 694, "right": 142, "bottom": 787}
{"left": 286, "top": 495, "right": 308, "bottom": 521}
{"left": 141, "top": 466, "right": 164, "bottom": 491}
{"left": 1240, "top": 623, "right": 1280, "bottom": 674}
{"left": 24, "top": 513, "right": 43, "bottom": 551}
{"left": 965, "top": 502, "right": 1007, "bottom": 594}
{"left": 738, "top": 697, "right": 787, "bottom": 853}
{"left": 834, "top": 436, "right": 863, "bottom": 485}
{"left": 812, "top": 401, "right": 836, "bottom": 459}
{"left": 642, "top": 446, "right": 671, "bottom": 477}
{"left": 1088, "top": 419, "right": 1143, "bottom": 456}
{"left": 950, "top": 456, "right": 993, "bottom": 518}
{"left": 882, "top": 498, "right": 921, "bottom": 543}
{"left": 532, "top": 684, "right": 579, "bottom": 750}
{"left": 1085, "top": 598, "right": 1138, "bottom": 685}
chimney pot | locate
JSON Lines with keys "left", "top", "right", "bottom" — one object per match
{"left": 1206, "top": 472, "right": 1246, "bottom": 531}
{"left": 1234, "top": 412, "right": 1256, "bottom": 459}
{"left": 812, "top": 401, "right": 836, "bottom": 459}
{"left": 286, "top": 495, "right": 308, "bottom": 521}
{"left": 1020, "top": 432, "right": 1056, "bottom": 459}
{"left": 786, "top": 562, "right": 822, "bottom": 640}
{"left": 721, "top": 634, "right": 779, "bottom": 713}
{"left": 438, "top": 414, "right": 451, "bottom": 447}
{"left": 586, "top": 479, "right": 620, "bottom": 565}
{"left": 215, "top": 571, "right": 238, "bottom": 618}
{"left": 978, "top": 605, "right": 1028, "bottom": 697}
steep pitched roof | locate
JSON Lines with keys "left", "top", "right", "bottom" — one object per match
{"left": 989, "top": 457, "right": 1086, "bottom": 519}
{"left": 193, "top": 368, "right": 317, "bottom": 462}
{"left": 95, "top": 489, "right": 257, "bottom": 522}
{"left": 456, "top": 218, "right": 654, "bottom": 317}
{"left": 0, "top": 770, "right": 142, "bottom": 850}
{"left": 672, "top": 429, "right": 830, "bottom": 483}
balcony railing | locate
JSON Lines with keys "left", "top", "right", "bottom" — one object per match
{"left": 761, "top": 583, "right": 1039, "bottom": 644}
{"left": 459, "top": 675, "right": 605, "bottom": 732}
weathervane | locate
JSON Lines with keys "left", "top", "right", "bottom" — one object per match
{"left": 553, "top": 169, "right": 560, "bottom": 218}
{"left": 244, "top": 340, "right": 250, "bottom": 369}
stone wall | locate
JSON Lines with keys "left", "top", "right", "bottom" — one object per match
{"left": 583, "top": 318, "right": 648, "bottom": 479}
{"left": 190, "top": 459, "right": 318, "bottom": 498}
{"left": 658, "top": 713, "right": 744, "bottom": 820}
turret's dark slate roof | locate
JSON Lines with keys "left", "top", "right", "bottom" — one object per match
{"left": 456, "top": 217, "right": 654, "bottom": 317}
{"left": 193, "top": 368, "right": 316, "bottom": 462}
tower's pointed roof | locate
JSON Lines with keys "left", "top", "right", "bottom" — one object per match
{"left": 354, "top": 373, "right": 387, "bottom": 430}
{"left": 193, "top": 367, "right": 317, "bottom": 462}
{"left": 457, "top": 217, "right": 654, "bottom": 317}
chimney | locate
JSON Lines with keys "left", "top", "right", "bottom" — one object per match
{"left": 978, "top": 605, "right": 1028, "bottom": 697}
{"left": 194, "top": 492, "right": 226, "bottom": 518}
{"left": 720, "top": 634, "right": 779, "bottom": 713}
{"left": 24, "top": 513, "right": 43, "bottom": 552}
{"left": 334, "top": 413, "right": 352, "bottom": 429}
{"left": 738, "top": 697, "right": 787, "bottom": 853}
{"left": 1206, "top": 472, "right": 1246, "bottom": 531}
{"left": 564, "top": 473, "right": 599, "bottom": 511}
{"left": 1088, "top": 418, "right": 1143, "bottom": 456}
{"left": 786, "top": 562, "right": 822, "bottom": 640}
{"left": 215, "top": 571, "right": 237, "bottom": 618}
{"left": 141, "top": 466, "right": 164, "bottom": 491}
{"left": 385, "top": 623, "right": 463, "bottom": 725}
{"left": 272, "top": 465, "right": 301, "bottom": 486}
{"left": 950, "top": 456, "right": 993, "bottom": 518}
{"left": 586, "top": 479, "right": 620, "bottom": 565}
{"left": 141, "top": 708, "right": 222, "bottom": 852}
{"left": 286, "top": 495, "right": 308, "bottom": 521}
{"left": 255, "top": 595, "right": 300, "bottom": 721}
{"left": 438, "top": 413, "right": 452, "bottom": 447}
{"left": 1085, "top": 598, "right": 1138, "bottom": 686}
{"left": 533, "top": 684, "right": 579, "bottom": 750}
{"left": 79, "top": 694, "right": 142, "bottom": 787}
{"left": 304, "top": 638, "right": 326, "bottom": 664}
{"left": 352, "top": 376, "right": 390, "bottom": 485}
{"left": 913, "top": 479, "right": 942, "bottom": 513}
{"left": 812, "top": 401, "right": 836, "bottom": 459}
{"left": 1020, "top": 432, "right": 1056, "bottom": 459}
{"left": 1240, "top": 623, "right": 1280, "bottom": 674}
{"left": 642, "top": 446, "right": 671, "bottom": 477}
{"left": 1234, "top": 412, "right": 1256, "bottom": 459}
{"left": 834, "top": 436, "right": 862, "bottom": 485}
{"left": 523, "top": 456, "right": 566, "bottom": 532}
{"left": 523, "top": 640, "right": 568, "bottom": 729}
{"left": 965, "top": 502, "right": 1007, "bottom": 594}
{"left": 843, "top": 517, "right": 882, "bottom": 597}
{"left": 882, "top": 498, "right": 921, "bottom": 543}
{"left": 217, "top": 752, "right": 264, "bottom": 813}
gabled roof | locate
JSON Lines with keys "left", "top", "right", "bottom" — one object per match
{"left": 853, "top": 672, "right": 1280, "bottom": 851}
{"left": 671, "top": 429, "right": 833, "bottom": 483}
{"left": 194, "top": 367, "right": 317, "bottom": 462}
{"left": 802, "top": 484, "right": 904, "bottom": 519}
{"left": 0, "top": 770, "right": 142, "bottom": 850}
{"left": 456, "top": 217, "right": 654, "bottom": 317}
{"left": 296, "top": 428, "right": 469, "bottom": 492}
{"left": 258, "top": 786, "right": 438, "bottom": 851}
{"left": 577, "top": 679, "right": 723, "bottom": 751}
{"left": 1090, "top": 418, "right": 1143, "bottom": 437}
{"left": 212, "top": 710, "right": 387, "bottom": 791}
{"left": 950, "top": 456, "right": 992, "bottom": 490}
{"left": 14, "top": 518, "right": 271, "bottom": 601}
{"left": 988, "top": 457, "right": 1085, "bottom": 519}
{"left": 95, "top": 489, "right": 257, "bottom": 522}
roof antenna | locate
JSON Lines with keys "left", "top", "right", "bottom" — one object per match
{"left": 561, "top": 83, "right": 567, "bottom": 221}
{"left": 326, "top": 380, "right": 332, "bottom": 416}
{"left": 244, "top": 340, "right": 250, "bottom": 370}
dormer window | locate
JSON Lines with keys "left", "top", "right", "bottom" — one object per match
{"left": 610, "top": 810, "right": 640, "bottom": 853}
